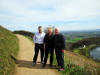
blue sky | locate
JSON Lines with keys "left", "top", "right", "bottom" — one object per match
{"left": 0, "top": 0, "right": 100, "bottom": 32}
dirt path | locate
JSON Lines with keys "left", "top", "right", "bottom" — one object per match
{"left": 15, "top": 34, "right": 60, "bottom": 75}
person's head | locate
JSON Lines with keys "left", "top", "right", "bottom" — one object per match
{"left": 38, "top": 26, "right": 42, "bottom": 33}
{"left": 55, "top": 27, "right": 60, "bottom": 35}
{"left": 48, "top": 27, "right": 53, "bottom": 35}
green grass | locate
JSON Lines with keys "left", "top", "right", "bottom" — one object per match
{"left": 66, "top": 40, "right": 76, "bottom": 43}
{"left": 66, "top": 38, "right": 82, "bottom": 43}
{"left": 53, "top": 53, "right": 91, "bottom": 75}
{"left": 0, "top": 26, "right": 19, "bottom": 75}
{"left": 73, "top": 49, "right": 80, "bottom": 54}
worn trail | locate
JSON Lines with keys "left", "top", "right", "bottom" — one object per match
{"left": 15, "top": 34, "right": 60, "bottom": 75}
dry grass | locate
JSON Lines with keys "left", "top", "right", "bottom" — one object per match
{"left": 64, "top": 50, "right": 100, "bottom": 75}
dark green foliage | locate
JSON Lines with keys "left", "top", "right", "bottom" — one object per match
{"left": 13, "top": 30, "right": 34, "bottom": 38}
{"left": 70, "top": 37, "right": 100, "bottom": 50}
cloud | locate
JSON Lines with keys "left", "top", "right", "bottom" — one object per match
{"left": 0, "top": 0, "right": 100, "bottom": 31}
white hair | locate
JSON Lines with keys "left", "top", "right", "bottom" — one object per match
{"left": 55, "top": 27, "right": 60, "bottom": 32}
{"left": 48, "top": 27, "right": 53, "bottom": 31}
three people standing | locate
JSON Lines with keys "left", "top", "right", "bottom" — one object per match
{"left": 33, "top": 26, "right": 65, "bottom": 71}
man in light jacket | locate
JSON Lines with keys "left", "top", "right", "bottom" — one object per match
{"left": 33, "top": 26, "right": 45, "bottom": 65}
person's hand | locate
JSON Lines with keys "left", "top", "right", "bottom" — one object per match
{"left": 43, "top": 44, "right": 45, "bottom": 50}
{"left": 62, "top": 50, "right": 64, "bottom": 53}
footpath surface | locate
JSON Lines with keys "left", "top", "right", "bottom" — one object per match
{"left": 15, "top": 34, "right": 60, "bottom": 75}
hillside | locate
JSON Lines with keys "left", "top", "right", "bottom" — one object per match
{"left": 70, "top": 37, "right": 100, "bottom": 50}
{"left": 64, "top": 51, "right": 100, "bottom": 75}
{"left": 0, "top": 26, "right": 19, "bottom": 75}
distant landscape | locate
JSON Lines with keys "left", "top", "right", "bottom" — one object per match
{"left": 62, "top": 29, "right": 100, "bottom": 62}
{"left": 0, "top": 25, "right": 100, "bottom": 75}
{"left": 62, "top": 29, "right": 100, "bottom": 43}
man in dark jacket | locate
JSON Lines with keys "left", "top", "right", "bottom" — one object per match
{"left": 43, "top": 27, "right": 54, "bottom": 67}
{"left": 54, "top": 27, "right": 65, "bottom": 71}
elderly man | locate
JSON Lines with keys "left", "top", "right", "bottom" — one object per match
{"left": 54, "top": 27, "right": 65, "bottom": 71}
{"left": 42, "top": 27, "right": 54, "bottom": 67}
{"left": 33, "top": 26, "right": 45, "bottom": 65}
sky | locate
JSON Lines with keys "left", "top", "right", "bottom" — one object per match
{"left": 0, "top": 0, "right": 100, "bottom": 32}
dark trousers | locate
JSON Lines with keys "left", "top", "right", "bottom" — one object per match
{"left": 55, "top": 50, "right": 64, "bottom": 69}
{"left": 33, "top": 43, "right": 44, "bottom": 63}
{"left": 44, "top": 47, "right": 54, "bottom": 65}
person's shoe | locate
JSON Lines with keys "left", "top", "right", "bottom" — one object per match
{"left": 58, "top": 68, "right": 65, "bottom": 71}
{"left": 41, "top": 61, "right": 44, "bottom": 64}
{"left": 56, "top": 65, "right": 61, "bottom": 69}
{"left": 49, "top": 64, "right": 53, "bottom": 67}
{"left": 42, "top": 64, "right": 46, "bottom": 67}
{"left": 32, "top": 62, "right": 36, "bottom": 66}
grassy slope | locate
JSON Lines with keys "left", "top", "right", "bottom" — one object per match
{"left": 0, "top": 26, "right": 19, "bottom": 75}
{"left": 64, "top": 51, "right": 100, "bottom": 75}
{"left": 53, "top": 52, "right": 92, "bottom": 75}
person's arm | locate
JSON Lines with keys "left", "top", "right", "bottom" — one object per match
{"left": 52, "top": 35, "right": 55, "bottom": 50}
{"left": 43, "top": 34, "right": 47, "bottom": 50}
{"left": 43, "top": 44, "right": 45, "bottom": 50}
{"left": 33, "top": 33, "right": 36, "bottom": 44}
{"left": 61, "top": 35, "right": 66, "bottom": 52}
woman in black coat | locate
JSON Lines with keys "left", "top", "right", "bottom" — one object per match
{"left": 43, "top": 27, "right": 54, "bottom": 67}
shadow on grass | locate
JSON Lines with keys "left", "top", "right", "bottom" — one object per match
{"left": 16, "top": 60, "right": 57, "bottom": 69}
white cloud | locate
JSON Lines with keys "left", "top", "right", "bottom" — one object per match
{"left": 0, "top": 0, "right": 100, "bottom": 31}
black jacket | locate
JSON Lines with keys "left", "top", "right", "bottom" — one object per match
{"left": 54, "top": 33, "right": 65, "bottom": 50}
{"left": 43, "top": 34, "right": 54, "bottom": 48}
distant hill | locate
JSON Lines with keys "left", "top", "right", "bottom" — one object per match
{"left": 62, "top": 29, "right": 100, "bottom": 49}
{"left": 13, "top": 30, "right": 34, "bottom": 38}
{"left": 0, "top": 26, "right": 19, "bottom": 75}
{"left": 62, "top": 29, "right": 100, "bottom": 38}
{"left": 62, "top": 29, "right": 100, "bottom": 33}
{"left": 70, "top": 37, "right": 100, "bottom": 49}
